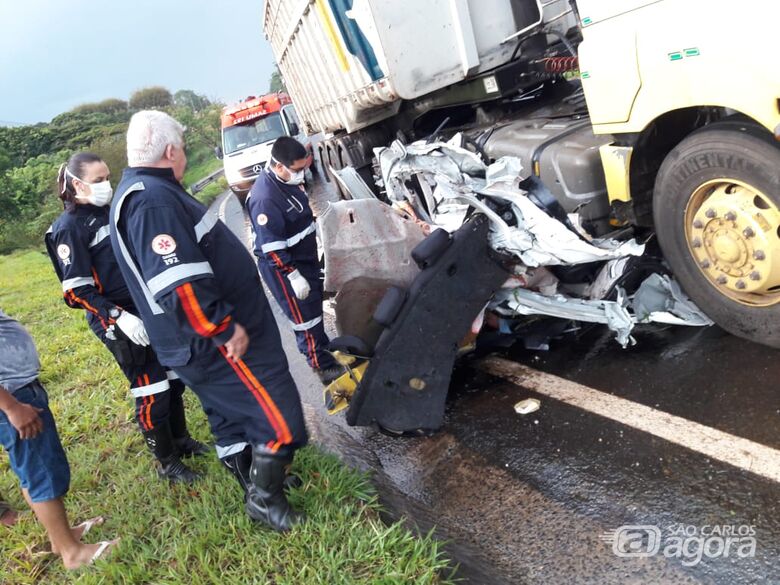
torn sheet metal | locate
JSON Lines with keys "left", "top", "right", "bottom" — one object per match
{"left": 479, "top": 183, "right": 645, "bottom": 266}
{"left": 491, "top": 286, "right": 636, "bottom": 347}
{"left": 491, "top": 272, "right": 712, "bottom": 348}
{"left": 586, "top": 257, "right": 633, "bottom": 300}
{"left": 374, "top": 138, "right": 486, "bottom": 206}
{"left": 319, "top": 199, "right": 426, "bottom": 292}
{"left": 375, "top": 139, "right": 645, "bottom": 266}
{"left": 330, "top": 166, "right": 377, "bottom": 200}
{"left": 362, "top": 137, "right": 712, "bottom": 349}
{"left": 632, "top": 273, "right": 714, "bottom": 326}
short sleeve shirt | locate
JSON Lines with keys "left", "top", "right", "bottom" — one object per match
{"left": 0, "top": 309, "right": 40, "bottom": 393}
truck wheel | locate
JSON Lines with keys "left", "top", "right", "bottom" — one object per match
{"left": 653, "top": 123, "right": 780, "bottom": 347}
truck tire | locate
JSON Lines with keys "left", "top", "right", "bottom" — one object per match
{"left": 653, "top": 123, "right": 780, "bottom": 348}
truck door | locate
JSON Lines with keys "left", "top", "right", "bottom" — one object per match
{"left": 281, "top": 105, "right": 303, "bottom": 139}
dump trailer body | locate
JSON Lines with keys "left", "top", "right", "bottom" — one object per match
{"left": 263, "top": 0, "right": 543, "bottom": 134}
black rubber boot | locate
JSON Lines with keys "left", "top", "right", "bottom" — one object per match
{"left": 222, "top": 445, "right": 301, "bottom": 496}
{"left": 169, "top": 386, "right": 210, "bottom": 458}
{"left": 316, "top": 365, "right": 346, "bottom": 386}
{"left": 245, "top": 446, "right": 305, "bottom": 531}
{"left": 142, "top": 422, "right": 202, "bottom": 485}
{"left": 174, "top": 436, "right": 210, "bottom": 458}
{"left": 283, "top": 464, "right": 303, "bottom": 490}
{"left": 221, "top": 445, "right": 253, "bottom": 498}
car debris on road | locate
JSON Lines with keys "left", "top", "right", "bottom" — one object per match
{"left": 315, "top": 135, "right": 714, "bottom": 432}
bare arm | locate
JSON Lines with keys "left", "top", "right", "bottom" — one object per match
{"left": 0, "top": 384, "right": 43, "bottom": 440}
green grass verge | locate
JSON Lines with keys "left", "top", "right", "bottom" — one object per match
{"left": 0, "top": 251, "right": 454, "bottom": 584}
{"left": 182, "top": 146, "right": 223, "bottom": 189}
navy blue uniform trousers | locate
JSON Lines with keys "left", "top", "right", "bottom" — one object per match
{"left": 258, "top": 259, "right": 336, "bottom": 372}
{"left": 172, "top": 290, "right": 308, "bottom": 458}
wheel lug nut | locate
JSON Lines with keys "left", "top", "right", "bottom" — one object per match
{"left": 750, "top": 271, "right": 761, "bottom": 281}
{"left": 692, "top": 238, "right": 702, "bottom": 248}
{"left": 700, "top": 260, "right": 711, "bottom": 269}
{"left": 736, "top": 280, "right": 746, "bottom": 290}
{"left": 743, "top": 227, "right": 755, "bottom": 238}
{"left": 725, "top": 211, "right": 737, "bottom": 221}
{"left": 705, "top": 209, "right": 717, "bottom": 218}
{"left": 717, "top": 275, "right": 728, "bottom": 285}
{"left": 754, "top": 250, "right": 766, "bottom": 261}
{"left": 693, "top": 220, "right": 703, "bottom": 229}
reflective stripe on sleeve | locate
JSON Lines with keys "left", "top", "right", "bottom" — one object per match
{"left": 165, "top": 371, "right": 179, "bottom": 380}
{"left": 287, "top": 222, "right": 316, "bottom": 247}
{"left": 216, "top": 442, "right": 248, "bottom": 459}
{"left": 194, "top": 213, "right": 218, "bottom": 243}
{"left": 290, "top": 315, "right": 322, "bottom": 331}
{"left": 260, "top": 222, "right": 316, "bottom": 254}
{"left": 130, "top": 379, "right": 170, "bottom": 398}
{"left": 62, "top": 276, "right": 96, "bottom": 291}
{"left": 88, "top": 225, "right": 111, "bottom": 248}
{"left": 113, "top": 181, "right": 165, "bottom": 315}
{"left": 261, "top": 240, "right": 288, "bottom": 253}
{"left": 147, "top": 262, "right": 214, "bottom": 296}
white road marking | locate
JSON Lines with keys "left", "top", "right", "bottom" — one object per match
{"left": 477, "top": 356, "right": 780, "bottom": 484}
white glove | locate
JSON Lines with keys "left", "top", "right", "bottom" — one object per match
{"left": 288, "top": 269, "right": 311, "bottom": 300}
{"left": 116, "top": 311, "right": 150, "bottom": 347}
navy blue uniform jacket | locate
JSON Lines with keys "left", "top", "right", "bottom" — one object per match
{"left": 246, "top": 169, "right": 317, "bottom": 275}
{"left": 109, "top": 167, "right": 261, "bottom": 369}
{"left": 45, "top": 203, "right": 133, "bottom": 334}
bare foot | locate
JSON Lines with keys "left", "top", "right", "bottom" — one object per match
{"left": 0, "top": 507, "right": 19, "bottom": 527}
{"left": 61, "top": 538, "right": 118, "bottom": 570}
{"left": 51, "top": 517, "right": 105, "bottom": 554}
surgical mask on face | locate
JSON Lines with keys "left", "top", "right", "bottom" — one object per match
{"left": 270, "top": 158, "right": 305, "bottom": 186}
{"left": 67, "top": 169, "right": 113, "bottom": 207}
{"left": 283, "top": 168, "right": 305, "bottom": 186}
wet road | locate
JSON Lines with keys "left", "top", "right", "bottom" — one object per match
{"left": 212, "top": 179, "right": 780, "bottom": 584}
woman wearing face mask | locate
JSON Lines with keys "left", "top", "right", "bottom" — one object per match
{"left": 44, "top": 152, "right": 207, "bottom": 484}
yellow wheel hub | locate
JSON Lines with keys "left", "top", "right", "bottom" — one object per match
{"left": 685, "top": 179, "right": 780, "bottom": 306}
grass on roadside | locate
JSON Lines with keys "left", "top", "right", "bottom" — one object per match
{"left": 0, "top": 250, "right": 454, "bottom": 585}
{"left": 182, "top": 146, "right": 222, "bottom": 189}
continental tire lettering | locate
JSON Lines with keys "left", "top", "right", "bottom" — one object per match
{"left": 673, "top": 152, "right": 756, "bottom": 184}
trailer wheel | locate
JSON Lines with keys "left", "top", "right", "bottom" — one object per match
{"left": 653, "top": 123, "right": 780, "bottom": 348}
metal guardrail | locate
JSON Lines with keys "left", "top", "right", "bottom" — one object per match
{"left": 191, "top": 167, "right": 225, "bottom": 193}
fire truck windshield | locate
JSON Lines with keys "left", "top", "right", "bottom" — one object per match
{"left": 224, "top": 112, "right": 285, "bottom": 154}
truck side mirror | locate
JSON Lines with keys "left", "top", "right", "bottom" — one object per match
{"left": 214, "top": 146, "right": 223, "bottom": 159}
{"left": 288, "top": 122, "right": 300, "bottom": 137}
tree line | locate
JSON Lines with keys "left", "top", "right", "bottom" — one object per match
{"left": 0, "top": 87, "right": 222, "bottom": 254}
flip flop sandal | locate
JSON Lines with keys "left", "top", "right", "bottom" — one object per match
{"left": 89, "top": 539, "right": 118, "bottom": 565}
{"left": 75, "top": 516, "right": 105, "bottom": 538}
{"left": 31, "top": 516, "right": 106, "bottom": 555}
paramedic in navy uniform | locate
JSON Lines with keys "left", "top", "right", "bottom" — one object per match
{"left": 45, "top": 152, "right": 205, "bottom": 484}
{"left": 110, "top": 111, "right": 307, "bottom": 531}
{"left": 246, "top": 137, "right": 342, "bottom": 385}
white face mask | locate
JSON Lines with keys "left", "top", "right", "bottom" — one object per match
{"left": 67, "top": 169, "right": 113, "bottom": 207}
{"left": 283, "top": 169, "right": 305, "bottom": 186}
{"left": 270, "top": 158, "right": 305, "bottom": 186}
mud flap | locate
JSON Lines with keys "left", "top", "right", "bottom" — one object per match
{"left": 345, "top": 215, "right": 507, "bottom": 432}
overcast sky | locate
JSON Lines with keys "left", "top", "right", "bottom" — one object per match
{"left": 0, "top": 0, "right": 277, "bottom": 125}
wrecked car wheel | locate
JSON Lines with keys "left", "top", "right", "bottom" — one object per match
{"left": 653, "top": 123, "right": 780, "bottom": 348}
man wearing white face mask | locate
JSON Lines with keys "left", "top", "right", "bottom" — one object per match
{"left": 246, "top": 137, "right": 344, "bottom": 385}
{"left": 45, "top": 152, "right": 206, "bottom": 484}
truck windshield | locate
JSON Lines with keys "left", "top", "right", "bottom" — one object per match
{"left": 223, "top": 112, "right": 285, "bottom": 154}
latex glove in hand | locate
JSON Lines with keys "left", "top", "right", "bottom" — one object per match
{"left": 116, "top": 311, "right": 150, "bottom": 346}
{"left": 287, "top": 269, "right": 311, "bottom": 300}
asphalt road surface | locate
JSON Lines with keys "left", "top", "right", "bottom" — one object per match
{"left": 210, "top": 178, "right": 779, "bottom": 585}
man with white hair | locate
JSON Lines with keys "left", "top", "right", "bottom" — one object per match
{"left": 109, "top": 110, "right": 308, "bottom": 532}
